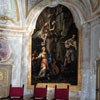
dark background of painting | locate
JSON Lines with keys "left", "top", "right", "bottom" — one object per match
{"left": 31, "top": 5, "right": 78, "bottom": 85}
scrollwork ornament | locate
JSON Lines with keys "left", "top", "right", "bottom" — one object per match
{"left": 0, "top": 16, "right": 7, "bottom": 24}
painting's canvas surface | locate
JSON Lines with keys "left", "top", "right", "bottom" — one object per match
{"left": 31, "top": 5, "right": 78, "bottom": 85}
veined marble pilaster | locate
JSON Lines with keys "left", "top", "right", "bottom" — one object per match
{"left": 80, "top": 23, "right": 91, "bottom": 100}
{"left": 20, "top": 32, "right": 32, "bottom": 95}
{"left": 89, "top": 18, "right": 100, "bottom": 100}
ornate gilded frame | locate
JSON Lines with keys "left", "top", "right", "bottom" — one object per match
{"left": 28, "top": 31, "right": 82, "bottom": 91}
{"left": 27, "top": 1, "right": 82, "bottom": 91}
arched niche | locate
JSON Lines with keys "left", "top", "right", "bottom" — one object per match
{"left": 27, "top": 2, "right": 82, "bottom": 91}
{"left": 26, "top": 0, "right": 86, "bottom": 32}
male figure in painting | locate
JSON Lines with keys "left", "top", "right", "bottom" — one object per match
{"left": 64, "top": 34, "right": 77, "bottom": 68}
{"left": 32, "top": 51, "right": 39, "bottom": 76}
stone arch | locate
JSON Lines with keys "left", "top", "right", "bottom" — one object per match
{"left": 27, "top": 0, "right": 85, "bottom": 90}
{"left": 26, "top": 0, "right": 87, "bottom": 34}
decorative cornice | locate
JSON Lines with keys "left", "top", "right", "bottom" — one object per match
{"left": 0, "top": 25, "right": 28, "bottom": 32}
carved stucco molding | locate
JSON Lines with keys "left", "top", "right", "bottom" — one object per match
{"left": 25, "top": 0, "right": 100, "bottom": 31}
{"left": 25, "top": 1, "right": 82, "bottom": 91}
{"left": 26, "top": 0, "right": 86, "bottom": 33}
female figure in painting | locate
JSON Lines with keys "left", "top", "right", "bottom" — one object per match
{"left": 36, "top": 46, "right": 48, "bottom": 78}
{"left": 38, "top": 14, "right": 56, "bottom": 55}
{"left": 64, "top": 34, "right": 77, "bottom": 68}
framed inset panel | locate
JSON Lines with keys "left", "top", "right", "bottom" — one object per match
{"left": 0, "top": 64, "right": 12, "bottom": 98}
{"left": 0, "top": 36, "right": 12, "bottom": 63}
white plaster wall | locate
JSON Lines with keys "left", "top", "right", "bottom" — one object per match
{"left": 19, "top": 1, "right": 100, "bottom": 100}
{"left": 0, "top": 32, "right": 23, "bottom": 86}
{"left": 89, "top": 18, "right": 100, "bottom": 100}
{"left": 21, "top": 33, "right": 33, "bottom": 95}
{"left": 0, "top": 0, "right": 100, "bottom": 100}
{"left": 7, "top": 18, "right": 99, "bottom": 100}
{"left": 11, "top": 35, "right": 23, "bottom": 86}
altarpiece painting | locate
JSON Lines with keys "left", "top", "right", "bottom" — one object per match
{"left": 31, "top": 5, "right": 78, "bottom": 85}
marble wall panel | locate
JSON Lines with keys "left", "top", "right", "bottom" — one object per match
{"left": 89, "top": 18, "right": 100, "bottom": 100}
{"left": 0, "top": 64, "right": 12, "bottom": 98}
